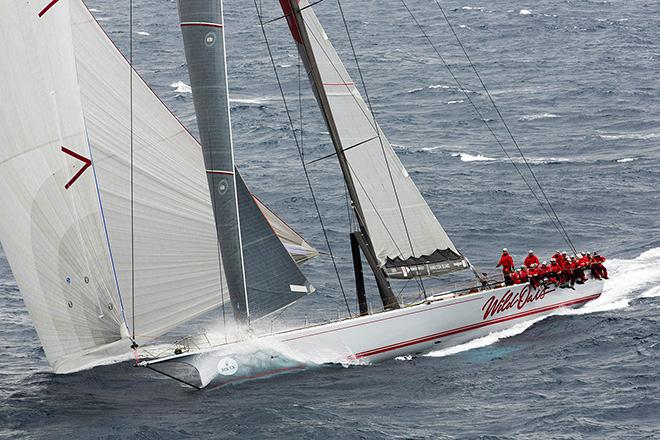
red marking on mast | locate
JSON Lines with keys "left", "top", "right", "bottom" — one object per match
{"left": 38, "top": 0, "right": 61, "bottom": 17}
{"left": 61, "top": 147, "right": 92, "bottom": 190}
{"left": 180, "top": 22, "right": 224, "bottom": 29}
{"left": 278, "top": 0, "right": 303, "bottom": 44}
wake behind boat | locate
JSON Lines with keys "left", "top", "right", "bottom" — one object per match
{"left": 0, "top": 0, "right": 605, "bottom": 389}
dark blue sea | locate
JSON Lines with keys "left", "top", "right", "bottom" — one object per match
{"left": 2, "top": 0, "right": 659, "bottom": 438}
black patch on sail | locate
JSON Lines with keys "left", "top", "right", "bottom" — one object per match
{"left": 383, "top": 249, "right": 466, "bottom": 279}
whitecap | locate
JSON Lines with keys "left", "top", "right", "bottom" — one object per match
{"left": 519, "top": 9, "right": 533, "bottom": 16}
{"left": 519, "top": 112, "right": 560, "bottom": 121}
{"left": 407, "top": 87, "right": 423, "bottom": 94}
{"left": 599, "top": 132, "right": 660, "bottom": 141}
{"left": 461, "top": 6, "right": 484, "bottom": 11}
{"left": 447, "top": 99, "right": 465, "bottom": 104}
{"left": 429, "top": 84, "right": 451, "bottom": 89}
{"left": 89, "top": 8, "right": 102, "bottom": 12}
{"left": 425, "top": 317, "right": 544, "bottom": 358}
{"left": 277, "top": 64, "right": 293, "bottom": 68}
{"left": 229, "top": 97, "right": 275, "bottom": 105}
{"left": 136, "top": 31, "right": 150, "bottom": 36}
{"left": 170, "top": 81, "right": 192, "bottom": 94}
{"left": 451, "top": 152, "right": 496, "bottom": 162}
{"left": 616, "top": 157, "right": 636, "bottom": 163}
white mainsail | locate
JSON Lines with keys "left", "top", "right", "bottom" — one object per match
{"left": 279, "top": 0, "right": 468, "bottom": 278}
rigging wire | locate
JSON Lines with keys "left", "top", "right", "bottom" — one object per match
{"left": 253, "top": 0, "right": 352, "bottom": 316}
{"left": 335, "top": 0, "right": 428, "bottom": 298}
{"left": 432, "top": 0, "right": 577, "bottom": 254}
{"left": 398, "top": 0, "right": 577, "bottom": 254}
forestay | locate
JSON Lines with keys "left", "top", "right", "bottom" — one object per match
{"left": 278, "top": 0, "right": 468, "bottom": 278}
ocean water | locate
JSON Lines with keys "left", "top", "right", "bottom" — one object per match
{"left": 1, "top": 0, "right": 659, "bottom": 438}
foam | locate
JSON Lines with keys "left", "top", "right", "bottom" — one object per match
{"left": 519, "top": 113, "right": 560, "bottom": 121}
{"left": 616, "top": 157, "right": 636, "bottom": 163}
{"left": 136, "top": 31, "right": 150, "bottom": 36}
{"left": 451, "top": 152, "right": 497, "bottom": 162}
{"left": 170, "top": 81, "right": 192, "bottom": 94}
{"left": 519, "top": 9, "right": 533, "bottom": 16}
{"left": 599, "top": 133, "right": 660, "bottom": 141}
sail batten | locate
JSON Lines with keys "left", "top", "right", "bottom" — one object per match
{"left": 279, "top": 0, "right": 468, "bottom": 278}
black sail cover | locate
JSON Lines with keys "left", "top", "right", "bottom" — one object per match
{"left": 178, "top": 0, "right": 313, "bottom": 322}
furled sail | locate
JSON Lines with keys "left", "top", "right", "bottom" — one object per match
{"left": 278, "top": 1, "right": 468, "bottom": 278}
{"left": 0, "top": 0, "right": 229, "bottom": 373}
{"left": 177, "top": 0, "right": 313, "bottom": 322}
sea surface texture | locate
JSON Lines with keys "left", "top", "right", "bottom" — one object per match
{"left": 1, "top": 0, "right": 659, "bottom": 438}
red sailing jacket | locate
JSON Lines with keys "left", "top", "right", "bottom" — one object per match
{"left": 510, "top": 272, "right": 521, "bottom": 284}
{"left": 519, "top": 269, "right": 529, "bottom": 283}
{"left": 497, "top": 254, "right": 515, "bottom": 273}
{"left": 524, "top": 255, "right": 540, "bottom": 267}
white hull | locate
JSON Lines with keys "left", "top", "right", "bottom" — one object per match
{"left": 145, "top": 279, "right": 604, "bottom": 388}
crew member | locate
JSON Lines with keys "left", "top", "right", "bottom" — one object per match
{"left": 593, "top": 252, "right": 609, "bottom": 279}
{"left": 496, "top": 248, "right": 515, "bottom": 285}
{"left": 519, "top": 265, "right": 529, "bottom": 283}
{"left": 524, "top": 250, "right": 540, "bottom": 268}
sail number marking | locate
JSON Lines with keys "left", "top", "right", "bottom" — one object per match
{"left": 61, "top": 147, "right": 92, "bottom": 190}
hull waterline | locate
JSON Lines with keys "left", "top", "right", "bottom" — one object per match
{"left": 143, "top": 279, "right": 604, "bottom": 388}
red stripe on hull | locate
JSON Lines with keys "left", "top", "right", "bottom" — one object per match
{"left": 355, "top": 293, "right": 601, "bottom": 359}
{"left": 282, "top": 296, "right": 484, "bottom": 342}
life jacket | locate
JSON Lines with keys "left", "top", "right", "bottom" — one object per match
{"left": 519, "top": 269, "right": 529, "bottom": 282}
{"left": 549, "top": 263, "right": 561, "bottom": 274}
{"left": 511, "top": 272, "right": 521, "bottom": 284}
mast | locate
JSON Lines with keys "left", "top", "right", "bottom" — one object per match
{"left": 178, "top": 0, "right": 314, "bottom": 323}
{"left": 178, "top": 0, "right": 249, "bottom": 322}
{"left": 280, "top": 0, "right": 399, "bottom": 309}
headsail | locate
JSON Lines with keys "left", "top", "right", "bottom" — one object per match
{"left": 278, "top": 1, "right": 468, "bottom": 278}
{"left": 0, "top": 1, "right": 227, "bottom": 372}
{"left": 177, "top": 0, "right": 313, "bottom": 322}
{"left": 252, "top": 195, "right": 319, "bottom": 264}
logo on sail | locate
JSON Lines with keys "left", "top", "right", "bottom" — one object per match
{"left": 481, "top": 285, "right": 556, "bottom": 320}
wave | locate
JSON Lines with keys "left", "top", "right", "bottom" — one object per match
{"left": 170, "top": 81, "right": 191, "bottom": 94}
{"left": 450, "top": 152, "right": 572, "bottom": 164}
{"left": 407, "top": 87, "right": 424, "bottom": 94}
{"left": 136, "top": 31, "right": 150, "bottom": 36}
{"left": 229, "top": 96, "right": 276, "bottom": 105}
{"left": 461, "top": 6, "right": 484, "bottom": 11}
{"left": 519, "top": 113, "right": 560, "bottom": 121}
{"left": 616, "top": 157, "right": 637, "bottom": 163}
{"left": 425, "top": 248, "right": 660, "bottom": 358}
{"left": 429, "top": 84, "right": 451, "bottom": 90}
{"left": 599, "top": 132, "right": 660, "bottom": 140}
{"left": 447, "top": 100, "right": 465, "bottom": 104}
{"left": 519, "top": 9, "right": 533, "bottom": 16}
